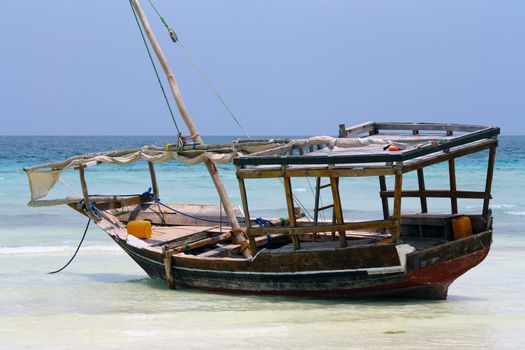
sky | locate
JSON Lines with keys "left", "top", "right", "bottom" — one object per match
{"left": 0, "top": 0, "right": 524, "bottom": 136}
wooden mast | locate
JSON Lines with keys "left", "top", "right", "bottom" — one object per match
{"left": 130, "top": 0, "right": 251, "bottom": 258}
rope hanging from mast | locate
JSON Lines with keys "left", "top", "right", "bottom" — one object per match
{"left": 145, "top": 0, "right": 252, "bottom": 140}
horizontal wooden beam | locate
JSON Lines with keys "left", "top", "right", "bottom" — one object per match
{"left": 343, "top": 121, "right": 375, "bottom": 137}
{"left": 248, "top": 219, "right": 397, "bottom": 236}
{"left": 373, "top": 122, "right": 488, "bottom": 133}
{"left": 237, "top": 167, "right": 396, "bottom": 179}
{"left": 380, "top": 190, "right": 490, "bottom": 199}
{"left": 402, "top": 139, "right": 496, "bottom": 173}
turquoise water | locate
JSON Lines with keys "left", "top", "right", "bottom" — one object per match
{"left": 1, "top": 136, "right": 524, "bottom": 349}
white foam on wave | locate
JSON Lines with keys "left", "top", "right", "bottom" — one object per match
{"left": 505, "top": 211, "right": 525, "bottom": 216}
{"left": 466, "top": 204, "right": 518, "bottom": 210}
{"left": 0, "top": 245, "right": 121, "bottom": 255}
{"left": 493, "top": 204, "right": 518, "bottom": 209}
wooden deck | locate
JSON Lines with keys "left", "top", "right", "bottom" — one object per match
{"left": 143, "top": 224, "right": 231, "bottom": 253}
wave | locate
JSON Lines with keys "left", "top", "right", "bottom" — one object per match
{"left": 0, "top": 244, "right": 121, "bottom": 255}
{"left": 493, "top": 204, "right": 518, "bottom": 209}
{"left": 505, "top": 211, "right": 525, "bottom": 216}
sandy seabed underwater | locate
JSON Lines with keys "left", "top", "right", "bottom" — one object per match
{"left": 1, "top": 135, "right": 524, "bottom": 349}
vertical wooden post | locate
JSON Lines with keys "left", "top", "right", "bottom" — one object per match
{"left": 483, "top": 145, "right": 497, "bottom": 218}
{"left": 283, "top": 177, "right": 300, "bottom": 250}
{"left": 237, "top": 175, "right": 256, "bottom": 255}
{"left": 313, "top": 177, "right": 321, "bottom": 224}
{"left": 379, "top": 176, "right": 389, "bottom": 220}
{"left": 338, "top": 124, "right": 346, "bottom": 138}
{"left": 162, "top": 247, "right": 176, "bottom": 289}
{"left": 392, "top": 169, "right": 403, "bottom": 242}
{"left": 130, "top": 0, "right": 250, "bottom": 258}
{"left": 313, "top": 177, "right": 322, "bottom": 242}
{"left": 148, "top": 161, "right": 159, "bottom": 199}
{"left": 330, "top": 177, "right": 347, "bottom": 248}
{"left": 77, "top": 165, "right": 97, "bottom": 221}
{"left": 78, "top": 165, "right": 90, "bottom": 208}
{"left": 417, "top": 168, "right": 428, "bottom": 213}
{"left": 448, "top": 159, "right": 458, "bottom": 214}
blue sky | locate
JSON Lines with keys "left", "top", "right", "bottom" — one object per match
{"left": 1, "top": 0, "right": 523, "bottom": 135}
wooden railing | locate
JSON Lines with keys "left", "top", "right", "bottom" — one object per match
{"left": 248, "top": 219, "right": 397, "bottom": 237}
{"left": 380, "top": 190, "right": 490, "bottom": 199}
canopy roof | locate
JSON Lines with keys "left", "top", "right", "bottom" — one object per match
{"left": 234, "top": 122, "right": 500, "bottom": 168}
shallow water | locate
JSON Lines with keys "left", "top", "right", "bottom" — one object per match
{"left": 1, "top": 136, "right": 524, "bottom": 349}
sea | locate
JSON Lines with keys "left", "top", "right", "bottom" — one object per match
{"left": 0, "top": 135, "right": 524, "bottom": 349}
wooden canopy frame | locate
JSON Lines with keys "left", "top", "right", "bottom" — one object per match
{"left": 235, "top": 122, "right": 499, "bottom": 249}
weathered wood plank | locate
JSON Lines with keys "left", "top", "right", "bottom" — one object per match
{"left": 374, "top": 122, "right": 487, "bottom": 133}
{"left": 379, "top": 176, "right": 389, "bottom": 220}
{"left": 342, "top": 121, "right": 375, "bottom": 137}
{"left": 417, "top": 168, "right": 428, "bottom": 213}
{"left": 148, "top": 161, "right": 159, "bottom": 199}
{"left": 448, "top": 159, "right": 458, "bottom": 214}
{"left": 237, "top": 176, "right": 256, "bottom": 254}
{"left": 392, "top": 170, "right": 403, "bottom": 242}
{"left": 249, "top": 219, "right": 397, "bottom": 236}
{"left": 237, "top": 167, "right": 396, "bottom": 179}
{"left": 380, "top": 190, "right": 488, "bottom": 199}
{"left": 283, "top": 177, "right": 301, "bottom": 250}
{"left": 483, "top": 145, "right": 497, "bottom": 218}
{"left": 402, "top": 139, "right": 496, "bottom": 173}
{"left": 330, "top": 177, "right": 347, "bottom": 247}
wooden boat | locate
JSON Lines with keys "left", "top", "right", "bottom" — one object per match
{"left": 24, "top": 1, "right": 499, "bottom": 300}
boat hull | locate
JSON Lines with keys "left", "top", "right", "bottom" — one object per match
{"left": 114, "top": 230, "right": 491, "bottom": 300}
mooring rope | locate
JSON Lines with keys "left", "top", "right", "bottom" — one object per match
{"left": 48, "top": 219, "right": 91, "bottom": 274}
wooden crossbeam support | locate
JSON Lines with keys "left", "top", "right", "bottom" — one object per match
{"left": 249, "top": 219, "right": 397, "bottom": 236}
{"left": 283, "top": 177, "right": 301, "bottom": 250}
{"left": 330, "top": 177, "right": 347, "bottom": 247}
{"left": 448, "top": 159, "right": 458, "bottom": 214}
{"left": 483, "top": 145, "right": 497, "bottom": 218}
{"left": 402, "top": 139, "right": 496, "bottom": 173}
{"left": 417, "top": 168, "right": 428, "bottom": 213}
{"left": 380, "top": 190, "right": 488, "bottom": 199}
{"left": 237, "top": 167, "right": 395, "bottom": 179}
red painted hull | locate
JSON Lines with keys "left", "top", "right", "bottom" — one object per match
{"left": 186, "top": 248, "right": 489, "bottom": 300}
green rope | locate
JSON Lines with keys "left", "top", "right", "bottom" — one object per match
{"left": 129, "top": 0, "right": 181, "bottom": 135}
{"left": 147, "top": 0, "right": 170, "bottom": 30}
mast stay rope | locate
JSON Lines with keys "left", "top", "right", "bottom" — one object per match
{"left": 145, "top": 0, "right": 251, "bottom": 140}
{"left": 129, "top": 0, "right": 182, "bottom": 135}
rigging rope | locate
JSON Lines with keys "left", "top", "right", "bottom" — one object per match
{"left": 129, "top": 0, "right": 182, "bottom": 135}
{"left": 48, "top": 219, "right": 91, "bottom": 274}
{"left": 145, "top": 0, "right": 251, "bottom": 139}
